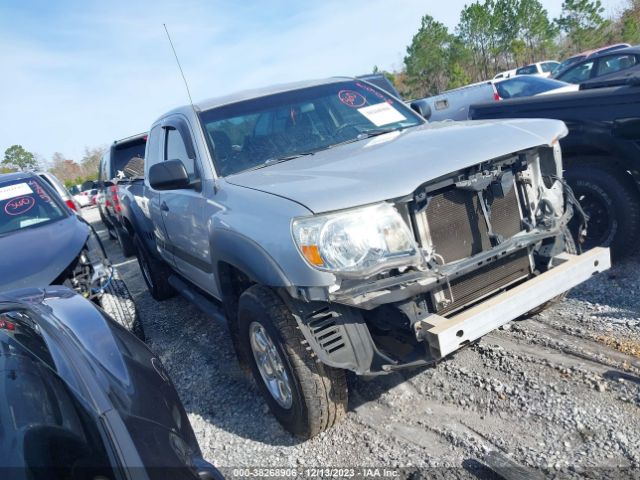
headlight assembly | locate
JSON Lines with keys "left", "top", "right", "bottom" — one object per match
{"left": 292, "top": 203, "right": 419, "bottom": 277}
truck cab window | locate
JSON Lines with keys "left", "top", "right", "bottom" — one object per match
{"left": 165, "top": 128, "right": 197, "bottom": 181}
{"left": 145, "top": 126, "right": 163, "bottom": 171}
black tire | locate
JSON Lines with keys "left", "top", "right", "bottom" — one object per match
{"left": 134, "top": 235, "right": 176, "bottom": 301}
{"left": 116, "top": 226, "right": 135, "bottom": 257}
{"left": 100, "top": 269, "right": 145, "bottom": 341}
{"left": 237, "top": 285, "right": 347, "bottom": 438}
{"left": 106, "top": 223, "right": 117, "bottom": 240}
{"left": 565, "top": 163, "right": 640, "bottom": 259}
{"left": 527, "top": 226, "right": 577, "bottom": 316}
{"left": 99, "top": 211, "right": 117, "bottom": 240}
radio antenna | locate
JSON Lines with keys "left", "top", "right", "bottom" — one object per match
{"left": 163, "top": 23, "right": 195, "bottom": 107}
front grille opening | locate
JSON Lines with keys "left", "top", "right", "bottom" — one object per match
{"left": 435, "top": 248, "right": 532, "bottom": 316}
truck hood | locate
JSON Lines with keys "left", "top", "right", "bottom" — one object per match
{"left": 225, "top": 118, "right": 567, "bottom": 213}
{"left": 0, "top": 216, "right": 89, "bottom": 291}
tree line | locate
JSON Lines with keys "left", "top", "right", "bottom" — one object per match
{"left": 3, "top": 0, "right": 639, "bottom": 182}
{"left": 2, "top": 144, "right": 104, "bottom": 188}
{"left": 396, "top": 0, "right": 640, "bottom": 98}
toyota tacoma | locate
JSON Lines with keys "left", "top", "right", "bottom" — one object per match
{"left": 128, "top": 77, "right": 610, "bottom": 438}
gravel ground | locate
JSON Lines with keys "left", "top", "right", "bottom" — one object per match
{"left": 86, "top": 207, "right": 640, "bottom": 479}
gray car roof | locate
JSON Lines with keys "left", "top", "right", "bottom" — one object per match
{"left": 556, "top": 45, "right": 640, "bottom": 77}
{"left": 160, "top": 77, "right": 354, "bottom": 119}
{"left": 0, "top": 171, "right": 34, "bottom": 183}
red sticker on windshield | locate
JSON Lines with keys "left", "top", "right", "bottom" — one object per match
{"left": 338, "top": 90, "right": 366, "bottom": 108}
{"left": 4, "top": 196, "right": 35, "bottom": 216}
{"left": 28, "top": 180, "right": 50, "bottom": 201}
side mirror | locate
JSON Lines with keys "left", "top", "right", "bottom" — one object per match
{"left": 410, "top": 99, "right": 432, "bottom": 120}
{"left": 149, "top": 159, "right": 191, "bottom": 190}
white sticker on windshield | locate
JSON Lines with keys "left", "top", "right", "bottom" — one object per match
{"left": 0, "top": 182, "right": 33, "bottom": 202}
{"left": 357, "top": 102, "right": 406, "bottom": 127}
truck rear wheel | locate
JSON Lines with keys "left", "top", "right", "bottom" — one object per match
{"left": 134, "top": 235, "right": 176, "bottom": 301}
{"left": 116, "top": 227, "right": 135, "bottom": 257}
{"left": 100, "top": 211, "right": 117, "bottom": 240}
{"left": 237, "top": 285, "right": 347, "bottom": 438}
{"left": 565, "top": 163, "right": 640, "bottom": 259}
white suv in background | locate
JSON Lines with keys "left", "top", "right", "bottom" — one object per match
{"left": 515, "top": 60, "right": 560, "bottom": 78}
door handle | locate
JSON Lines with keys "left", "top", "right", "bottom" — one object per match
{"left": 160, "top": 201, "right": 169, "bottom": 212}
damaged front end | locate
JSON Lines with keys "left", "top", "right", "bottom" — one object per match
{"left": 54, "top": 221, "right": 113, "bottom": 302}
{"left": 288, "top": 144, "right": 607, "bottom": 375}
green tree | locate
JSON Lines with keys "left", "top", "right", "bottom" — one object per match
{"left": 80, "top": 146, "right": 104, "bottom": 180}
{"left": 3, "top": 145, "right": 38, "bottom": 171}
{"left": 620, "top": 0, "right": 640, "bottom": 43}
{"left": 457, "top": 1, "right": 496, "bottom": 80}
{"left": 493, "top": 0, "right": 520, "bottom": 68}
{"left": 556, "top": 0, "right": 607, "bottom": 52}
{"left": 49, "top": 152, "right": 82, "bottom": 184}
{"left": 446, "top": 36, "right": 473, "bottom": 89}
{"left": 517, "top": 0, "right": 557, "bottom": 62}
{"left": 403, "top": 14, "right": 456, "bottom": 97}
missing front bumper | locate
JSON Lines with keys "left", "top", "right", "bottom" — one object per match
{"left": 415, "top": 247, "right": 611, "bottom": 359}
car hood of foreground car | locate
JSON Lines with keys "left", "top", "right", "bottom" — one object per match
{"left": 0, "top": 287, "right": 212, "bottom": 475}
{"left": 0, "top": 216, "right": 90, "bottom": 292}
{"left": 225, "top": 118, "right": 567, "bottom": 214}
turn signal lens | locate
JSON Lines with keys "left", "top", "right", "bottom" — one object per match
{"left": 292, "top": 203, "right": 419, "bottom": 277}
{"left": 301, "top": 245, "right": 324, "bottom": 266}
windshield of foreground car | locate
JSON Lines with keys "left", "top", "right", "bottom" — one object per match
{"left": 199, "top": 80, "right": 423, "bottom": 176}
{"left": 495, "top": 76, "right": 571, "bottom": 99}
{"left": 0, "top": 177, "right": 66, "bottom": 236}
{"left": 552, "top": 56, "right": 584, "bottom": 76}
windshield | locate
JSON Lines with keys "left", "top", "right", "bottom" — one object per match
{"left": 553, "top": 56, "right": 584, "bottom": 75}
{"left": 199, "top": 80, "right": 423, "bottom": 176}
{"left": 495, "top": 76, "right": 569, "bottom": 99}
{"left": 0, "top": 177, "right": 66, "bottom": 236}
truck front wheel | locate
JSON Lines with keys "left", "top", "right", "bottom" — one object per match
{"left": 237, "top": 285, "right": 347, "bottom": 438}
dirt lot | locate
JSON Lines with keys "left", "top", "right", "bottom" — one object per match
{"left": 87, "top": 206, "right": 640, "bottom": 478}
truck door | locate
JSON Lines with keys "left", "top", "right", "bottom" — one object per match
{"left": 156, "top": 116, "right": 216, "bottom": 294}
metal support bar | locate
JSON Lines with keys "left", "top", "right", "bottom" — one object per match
{"left": 418, "top": 247, "right": 611, "bottom": 358}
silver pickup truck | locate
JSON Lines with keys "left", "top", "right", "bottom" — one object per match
{"left": 131, "top": 77, "right": 610, "bottom": 438}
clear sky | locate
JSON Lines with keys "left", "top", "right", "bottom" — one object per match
{"left": 0, "top": 0, "right": 628, "bottom": 163}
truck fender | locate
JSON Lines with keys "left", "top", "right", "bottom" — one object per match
{"left": 211, "top": 229, "right": 292, "bottom": 290}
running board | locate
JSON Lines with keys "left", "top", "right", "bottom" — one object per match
{"left": 418, "top": 247, "right": 611, "bottom": 358}
{"left": 168, "top": 275, "right": 226, "bottom": 323}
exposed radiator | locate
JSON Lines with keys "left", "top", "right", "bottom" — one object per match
{"left": 415, "top": 181, "right": 529, "bottom": 315}
{"left": 421, "top": 183, "right": 522, "bottom": 263}
{"left": 435, "top": 248, "right": 532, "bottom": 316}
{"left": 423, "top": 189, "right": 491, "bottom": 263}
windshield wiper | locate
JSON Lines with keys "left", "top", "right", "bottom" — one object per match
{"left": 322, "top": 126, "right": 405, "bottom": 150}
{"left": 240, "top": 151, "right": 316, "bottom": 173}
{"left": 356, "top": 127, "right": 404, "bottom": 139}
